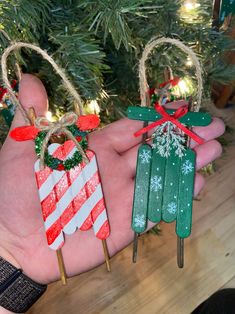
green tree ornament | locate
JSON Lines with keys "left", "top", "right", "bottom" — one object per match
{"left": 129, "top": 37, "right": 213, "bottom": 267}
{"left": 128, "top": 105, "right": 211, "bottom": 238}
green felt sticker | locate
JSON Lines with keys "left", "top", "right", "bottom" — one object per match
{"left": 176, "top": 149, "right": 196, "bottom": 238}
{"left": 132, "top": 144, "right": 152, "bottom": 233}
{"left": 162, "top": 149, "right": 181, "bottom": 223}
{"left": 127, "top": 106, "right": 211, "bottom": 126}
{"left": 148, "top": 139, "right": 166, "bottom": 223}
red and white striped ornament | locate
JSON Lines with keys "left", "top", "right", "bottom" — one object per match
{"left": 34, "top": 140, "right": 110, "bottom": 250}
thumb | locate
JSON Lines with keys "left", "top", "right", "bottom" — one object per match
{"left": 0, "top": 74, "right": 48, "bottom": 156}
{"left": 11, "top": 73, "right": 48, "bottom": 129}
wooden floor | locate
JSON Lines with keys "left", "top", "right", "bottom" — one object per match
{"left": 29, "top": 142, "right": 235, "bottom": 314}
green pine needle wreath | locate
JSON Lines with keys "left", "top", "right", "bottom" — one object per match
{"left": 35, "top": 126, "right": 88, "bottom": 171}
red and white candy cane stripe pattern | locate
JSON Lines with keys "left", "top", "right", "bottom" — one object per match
{"left": 34, "top": 140, "right": 110, "bottom": 250}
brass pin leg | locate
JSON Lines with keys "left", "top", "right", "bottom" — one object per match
{"left": 132, "top": 232, "right": 139, "bottom": 263}
{"left": 56, "top": 249, "right": 67, "bottom": 285}
{"left": 27, "top": 107, "right": 36, "bottom": 125}
{"left": 177, "top": 236, "right": 184, "bottom": 269}
{"left": 102, "top": 240, "right": 111, "bottom": 272}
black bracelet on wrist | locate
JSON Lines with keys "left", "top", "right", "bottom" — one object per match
{"left": 0, "top": 257, "right": 47, "bottom": 313}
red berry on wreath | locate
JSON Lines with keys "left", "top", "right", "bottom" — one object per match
{"left": 57, "top": 163, "right": 65, "bottom": 171}
{"left": 75, "top": 136, "right": 82, "bottom": 142}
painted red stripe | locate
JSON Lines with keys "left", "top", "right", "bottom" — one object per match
{"left": 45, "top": 171, "right": 101, "bottom": 236}
{"left": 79, "top": 171, "right": 100, "bottom": 230}
{"left": 88, "top": 166, "right": 110, "bottom": 240}
{"left": 35, "top": 140, "right": 78, "bottom": 188}
{"left": 42, "top": 147, "right": 98, "bottom": 244}
{"left": 60, "top": 171, "right": 100, "bottom": 230}
{"left": 41, "top": 156, "right": 96, "bottom": 221}
{"left": 40, "top": 165, "right": 81, "bottom": 220}
{"left": 46, "top": 219, "right": 62, "bottom": 246}
{"left": 41, "top": 192, "right": 57, "bottom": 221}
{"left": 90, "top": 199, "right": 110, "bottom": 240}
{"left": 95, "top": 221, "right": 110, "bottom": 240}
{"left": 41, "top": 167, "right": 87, "bottom": 222}
{"left": 35, "top": 167, "right": 52, "bottom": 188}
{"left": 80, "top": 196, "right": 105, "bottom": 231}
{"left": 79, "top": 216, "right": 93, "bottom": 231}
{"left": 91, "top": 198, "right": 106, "bottom": 222}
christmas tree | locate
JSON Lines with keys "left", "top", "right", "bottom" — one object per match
{"left": 0, "top": 0, "right": 235, "bottom": 123}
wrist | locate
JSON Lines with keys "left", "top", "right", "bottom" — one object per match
{"left": 0, "top": 254, "right": 47, "bottom": 313}
{"left": 0, "top": 306, "right": 13, "bottom": 314}
{"left": 0, "top": 248, "right": 20, "bottom": 270}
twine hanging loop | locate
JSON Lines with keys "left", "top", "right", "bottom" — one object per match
{"left": 1, "top": 42, "right": 90, "bottom": 169}
{"left": 1, "top": 42, "right": 84, "bottom": 123}
{"left": 139, "top": 37, "right": 203, "bottom": 111}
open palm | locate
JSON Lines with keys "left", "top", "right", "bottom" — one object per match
{"left": 0, "top": 75, "right": 225, "bottom": 285}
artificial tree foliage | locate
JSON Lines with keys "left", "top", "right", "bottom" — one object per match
{"left": 0, "top": 0, "right": 234, "bottom": 122}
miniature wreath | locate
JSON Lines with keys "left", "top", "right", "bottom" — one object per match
{"left": 35, "top": 125, "right": 88, "bottom": 171}
{"left": 10, "top": 113, "right": 100, "bottom": 171}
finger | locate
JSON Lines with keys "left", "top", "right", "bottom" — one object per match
{"left": 164, "top": 100, "right": 188, "bottom": 109}
{"left": 194, "top": 172, "right": 205, "bottom": 196}
{"left": 123, "top": 139, "right": 222, "bottom": 178}
{"left": 11, "top": 74, "right": 48, "bottom": 129}
{"left": 101, "top": 118, "right": 144, "bottom": 154}
{"left": 195, "top": 140, "right": 222, "bottom": 170}
{"left": 1, "top": 74, "right": 48, "bottom": 157}
{"left": 107, "top": 116, "right": 224, "bottom": 154}
{"left": 191, "top": 117, "right": 225, "bottom": 148}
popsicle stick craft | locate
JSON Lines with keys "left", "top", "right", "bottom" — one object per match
{"left": 1, "top": 42, "right": 111, "bottom": 284}
{"left": 128, "top": 37, "right": 212, "bottom": 267}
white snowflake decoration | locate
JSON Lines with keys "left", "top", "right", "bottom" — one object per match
{"left": 166, "top": 202, "right": 177, "bottom": 215}
{"left": 150, "top": 175, "right": 163, "bottom": 192}
{"left": 133, "top": 214, "right": 146, "bottom": 228}
{"left": 182, "top": 160, "right": 194, "bottom": 175}
{"left": 152, "top": 121, "right": 186, "bottom": 158}
{"left": 139, "top": 149, "right": 151, "bottom": 164}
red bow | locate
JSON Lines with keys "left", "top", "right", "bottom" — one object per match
{"left": 159, "top": 77, "right": 180, "bottom": 89}
{"left": 134, "top": 103, "right": 204, "bottom": 145}
{"left": 148, "top": 77, "right": 180, "bottom": 98}
{"left": 0, "top": 80, "right": 17, "bottom": 102}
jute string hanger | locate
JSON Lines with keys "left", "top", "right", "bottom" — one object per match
{"left": 0, "top": 30, "right": 22, "bottom": 80}
{"left": 139, "top": 37, "right": 203, "bottom": 110}
{"left": 1, "top": 42, "right": 84, "bottom": 122}
{"left": 1, "top": 42, "right": 89, "bottom": 168}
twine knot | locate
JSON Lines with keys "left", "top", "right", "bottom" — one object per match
{"left": 35, "top": 112, "right": 78, "bottom": 132}
{"left": 35, "top": 112, "right": 88, "bottom": 170}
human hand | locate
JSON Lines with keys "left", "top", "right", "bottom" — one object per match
{"left": 0, "top": 74, "right": 225, "bottom": 286}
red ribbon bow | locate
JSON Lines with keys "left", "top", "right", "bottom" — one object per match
{"left": 0, "top": 80, "right": 17, "bottom": 102}
{"left": 134, "top": 103, "right": 204, "bottom": 145}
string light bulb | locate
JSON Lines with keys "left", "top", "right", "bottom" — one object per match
{"left": 46, "top": 111, "right": 53, "bottom": 121}
{"left": 180, "top": 0, "right": 201, "bottom": 22}
{"left": 178, "top": 79, "right": 189, "bottom": 94}
{"left": 87, "top": 100, "right": 100, "bottom": 114}
{"left": 183, "top": 1, "right": 200, "bottom": 11}
{"left": 186, "top": 57, "right": 193, "bottom": 67}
